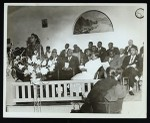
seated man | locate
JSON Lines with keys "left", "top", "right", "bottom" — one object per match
{"left": 104, "top": 50, "right": 120, "bottom": 70}
{"left": 117, "top": 48, "right": 127, "bottom": 69}
{"left": 80, "top": 67, "right": 126, "bottom": 113}
{"left": 59, "top": 43, "right": 70, "bottom": 60}
{"left": 91, "top": 45, "right": 98, "bottom": 54}
{"left": 72, "top": 45, "right": 83, "bottom": 64}
{"left": 124, "top": 39, "right": 138, "bottom": 56}
{"left": 60, "top": 49, "right": 80, "bottom": 80}
{"left": 106, "top": 42, "right": 120, "bottom": 56}
{"left": 96, "top": 41, "right": 107, "bottom": 62}
{"left": 122, "top": 47, "right": 140, "bottom": 95}
{"left": 44, "top": 46, "right": 51, "bottom": 59}
{"left": 80, "top": 49, "right": 92, "bottom": 66}
{"left": 84, "top": 41, "right": 93, "bottom": 54}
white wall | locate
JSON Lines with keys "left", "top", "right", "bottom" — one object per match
{"left": 7, "top": 5, "right": 146, "bottom": 54}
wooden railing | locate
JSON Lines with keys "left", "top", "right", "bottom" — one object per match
{"left": 12, "top": 80, "right": 98, "bottom": 103}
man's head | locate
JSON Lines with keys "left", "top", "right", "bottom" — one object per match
{"left": 65, "top": 43, "right": 69, "bottom": 49}
{"left": 108, "top": 42, "right": 113, "bottom": 49}
{"left": 130, "top": 47, "right": 137, "bottom": 56}
{"left": 120, "top": 48, "right": 125, "bottom": 55}
{"left": 67, "top": 49, "right": 73, "bottom": 57}
{"left": 73, "top": 44, "right": 78, "bottom": 49}
{"left": 85, "top": 49, "right": 92, "bottom": 56}
{"left": 88, "top": 42, "right": 93, "bottom": 49}
{"left": 97, "top": 41, "right": 102, "bottom": 48}
{"left": 92, "top": 45, "right": 97, "bottom": 52}
{"left": 128, "top": 39, "right": 133, "bottom": 46}
{"left": 46, "top": 46, "right": 50, "bottom": 52}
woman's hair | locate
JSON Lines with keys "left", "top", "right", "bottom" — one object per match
{"left": 31, "top": 33, "right": 41, "bottom": 44}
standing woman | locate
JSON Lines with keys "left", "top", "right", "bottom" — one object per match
{"left": 26, "top": 37, "right": 33, "bottom": 59}
{"left": 30, "top": 33, "right": 44, "bottom": 60}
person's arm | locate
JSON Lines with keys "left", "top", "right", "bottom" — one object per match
{"left": 121, "top": 56, "right": 128, "bottom": 70}
{"left": 124, "top": 46, "right": 128, "bottom": 55}
{"left": 115, "top": 47, "right": 120, "bottom": 55}
{"left": 85, "top": 82, "right": 101, "bottom": 103}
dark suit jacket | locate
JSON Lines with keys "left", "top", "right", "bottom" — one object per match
{"left": 121, "top": 55, "right": 139, "bottom": 70}
{"left": 59, "top": 49, "right": 68, "bottom": 59}
{"left": 86, "top": 78, "right": 118, "bottom": 103}
{"left": 124, "top": 44, "right": 138, "bottom": 55}
{"left": 106, "top": 47, "right": 120, "bottom": 56}
{"left": 84, "top": 48, "right": 92, "bottom": 54}
{"left": 96, "top": 47, "right": 107, "bottom": 62}
{"left": 63, "top": 56, "right": 80, "bottom": 74}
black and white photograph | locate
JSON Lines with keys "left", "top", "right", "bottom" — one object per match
{"left": 3, "top": 3, "right": 147, "bottom": 118}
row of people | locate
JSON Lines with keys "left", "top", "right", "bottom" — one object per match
{"left": 7, "top": 33, "right": 144, "bottom": 96}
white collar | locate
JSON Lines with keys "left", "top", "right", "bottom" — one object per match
{"left": 120, "top": 54, "right": 124, "bottom": 57}
{"left": 68, "top": 56, "right": 72, "bottom": 59}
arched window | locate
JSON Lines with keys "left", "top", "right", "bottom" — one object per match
{"left": 73, "top": 10, "right": 114, "bottom": 34}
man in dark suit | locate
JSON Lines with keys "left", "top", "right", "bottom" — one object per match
{"left": 104, "top": 51, "right": 120, "bottom": 70}
{"left": 96, "top": 41, "right": 107, "bottom": 62}
{"left": 124, "top": 39, "right": 138, "bottom": 56}
{"left": 106, "top": 42, "right": 120, "bottom": 56}
{"left": 59, "top": 43, "right": 70, "bottom": 60}
{"left": 84, "top": 41, "right": 93, "bottom": 54}
{"left": 122, "top": 47, "right": 140, "bottom": 95}
{"left": 61, "top": 49, "right": 80, "bottom": 80}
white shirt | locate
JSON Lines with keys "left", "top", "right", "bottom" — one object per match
{"left": 120, "top": 54, "right": 124, "bottom": 58}
{"left": 98, "top": 47, "right": 101, "bottom": 51}
{"left": 46, "top": 52, "right": 51, "bottom": 58}
{"left": 129, "top": 55, "right": 136, "bottom": 64}
{"left": 68, "top": 56, "right": 72, "bottom": 61}
{"left": 65, "top": 49, "right": 68, "bottom": 57}
{"left": 109, "top": 57, "right": 113, "bottom": 63}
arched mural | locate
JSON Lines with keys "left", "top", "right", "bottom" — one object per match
{"left": 73, "top": 10, "right": 114, "bottom": 34}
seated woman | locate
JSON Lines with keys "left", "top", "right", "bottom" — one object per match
{"left": 80, "top": 67, "right": 126, "bottom": 113}
{"left": 47, "top": 49, "right": 61, "bottom": 80}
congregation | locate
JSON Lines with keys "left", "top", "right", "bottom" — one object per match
{"left": 7, "top": 33, "right": 144, "bottom": 96}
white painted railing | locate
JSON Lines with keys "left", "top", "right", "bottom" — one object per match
{"left": 12, "top": 80, "right": 98, "bottom": 103}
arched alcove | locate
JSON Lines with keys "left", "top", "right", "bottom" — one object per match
{"left": 73, "top": 10, "right": 114, "bottom": 34}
